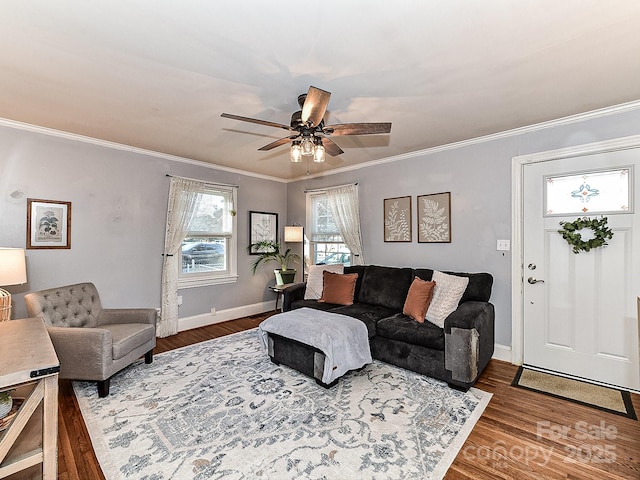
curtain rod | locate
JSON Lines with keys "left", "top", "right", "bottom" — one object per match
{"left": 304, "top": 182, "right": 358, "bottom": 193}
{"left": 165, "top": 174, "right": 239, "bottom": 188}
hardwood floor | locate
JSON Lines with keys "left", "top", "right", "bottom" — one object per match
{"left": 57, "top": 314, "right": 640, "bottom": 479}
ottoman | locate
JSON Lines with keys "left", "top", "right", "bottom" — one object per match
{"left": 258, "top": 308, "right": 372, "bottom": 388}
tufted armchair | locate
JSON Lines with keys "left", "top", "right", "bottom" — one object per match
{"left": 24, "top": 282, "right": 156, "bottom": 397}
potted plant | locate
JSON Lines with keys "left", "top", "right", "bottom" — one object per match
{"left": 0, "top": 391, "right": 12, "bottom": 419}
{"left": 249, "top": 240, "right": 300, "bottom": 285}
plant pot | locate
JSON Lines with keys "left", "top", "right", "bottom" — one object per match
{"left": 274, "top": 269, "right": 296, "bottom": 285}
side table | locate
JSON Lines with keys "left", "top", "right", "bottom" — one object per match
{"left": 270, "top": 283, "right": 294, "bottom": 312}
{"left": 0, "top": 318, "right": 60, "bottom": 479}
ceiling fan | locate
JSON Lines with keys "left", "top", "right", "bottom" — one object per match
{"left": 221, "top": 86, "right": 391, "bottom": 163}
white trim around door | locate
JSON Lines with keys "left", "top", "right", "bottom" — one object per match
{"left": 511, "top": 133, "right": 640, "bottom": 366}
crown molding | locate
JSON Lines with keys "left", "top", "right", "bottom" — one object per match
{"left": 2, "top": 98, "right": 639, "bottom": 185}
{"left": 0, "top": 118, "right": 288, "bottom": 184}
{"left": 289, "top": 99, "right": 640, "bottom": 182}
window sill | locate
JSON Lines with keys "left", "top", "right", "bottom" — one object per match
{"left": 178, "top": 274, "right": 239, "bottom": 289}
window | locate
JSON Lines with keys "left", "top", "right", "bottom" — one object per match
{"left": 544, "top": 167, "right": 632, "bottom": 216}
{"left": 306, "top": 192, "right": 351, "bottom": 266}
{"left": 179, "top": 185, "right": 237, "bottom": 288}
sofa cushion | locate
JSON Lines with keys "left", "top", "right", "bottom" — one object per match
{"left": 330, "top": 303, "right": 398, "bottom": 338}
{"left": 448, "top": 272, "right": 493, "bottom": 303}
{"left": 344, "top": 265, "right": 366, "bottom": 299}
{"left": 290, "top": 299, "right": 339, "bottom": 312}
{"left": 319, "top": 271, "right": 358, "bottom": 305}
{"left": 357, "top": 265, "right": 414, "bottom": 310}
{"left": 414, "top": 269, "right": 493, "bottom": 304}
{"left": 403, "top": 277, "right": 436, "bottom": 323}
{"left": 425, "top": 271, "right": 469, "bottom": 328}
{"left": 376, "top": 313, "right": 445, "bottom": 350}
{"left": 304, "top": 263, "right": 344, "bottom": 299}
{"left": 101, "top": 323, "right": 155, "bottom": 360}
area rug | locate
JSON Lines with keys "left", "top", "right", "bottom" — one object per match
{"left": 74, "top": 329, "right": 492, "bottom": 480}
{"left": 512, "top": 367, "right": 636, "bottom": 419}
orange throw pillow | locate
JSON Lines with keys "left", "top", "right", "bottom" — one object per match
{"left": 403, "top": 277, "right": 436, "bottom": 323}
{"left": 319, "top": 271, "right": 359, "bottom": 305}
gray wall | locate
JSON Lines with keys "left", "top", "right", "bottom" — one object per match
{"left": 3, "top": 106, "right": 639, "bottom": 344}
{"left": 0, "top": 125, "right": 287, "bottom": 319}
{"left": 287, "top": 108, "right": 640, "bottom": 347}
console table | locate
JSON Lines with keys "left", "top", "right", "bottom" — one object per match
{"left": 0, "top": 318, "right": 59, "bottom": 479}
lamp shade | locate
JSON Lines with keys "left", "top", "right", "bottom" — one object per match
{"left": 284, "top": 226, "right": 304, "bottom": 243}
{"left": 0, "top": 248, "right": 27, "bottom": 286}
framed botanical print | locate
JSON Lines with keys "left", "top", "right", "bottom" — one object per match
{"left": 384, "top": 196, "right": 412, "bottom": 242}
{"left": 27, "top": 198, "right": 72, "bottom": 249}
{"left": 417, "top": 192, "right": 451, "bottom": 243}
{"left": 249, "top": 211, "right": 278, "bottom": 254}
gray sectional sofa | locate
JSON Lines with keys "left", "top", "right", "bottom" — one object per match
{"left": 281, "top": 264, "right": 494, "bottom": 390}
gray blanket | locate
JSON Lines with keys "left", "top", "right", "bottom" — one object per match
{"left": 258, "top": 307, "right": 372, "bottom": 384}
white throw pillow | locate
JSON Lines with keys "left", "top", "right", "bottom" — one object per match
{"left": 304, "top": 263, "right": 344, "bottom": 300}
{"left": 425, "top": 271, "right": 469, "bottom": 328}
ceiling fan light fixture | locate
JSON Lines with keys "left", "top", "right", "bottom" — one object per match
{"left": 301, "top": 136, "right": 314, "bottom": 156}
{"left": 290, "top": 142, "right": 302, "bottom": 162}
{"left": 313, "top": 143, "right": 325, "bottom": 163}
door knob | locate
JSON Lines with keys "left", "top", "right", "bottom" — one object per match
{"left": 527, "top": 277, "right": 545, "bottom": 284}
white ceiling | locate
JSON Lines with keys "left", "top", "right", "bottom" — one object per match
{"left": 1, "top": 1, "right": 640, "bottom": 180}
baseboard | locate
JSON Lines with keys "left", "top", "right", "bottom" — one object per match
{"left": 492, "top": 343, "right": 512, "bottom": 363}
{"left": 178, "top": 301, "right": 274, "bottom": 332}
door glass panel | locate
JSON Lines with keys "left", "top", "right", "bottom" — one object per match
{"left": 544, "top": 167, "right": 631, "bottom": 216}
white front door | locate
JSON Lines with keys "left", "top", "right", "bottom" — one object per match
{"left": 522, "top": 148, "right": 640, "bottom": 391}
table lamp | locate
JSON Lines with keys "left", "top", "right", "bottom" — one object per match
{"left": 0, "top": 248, "right": 27, "bottom": 321}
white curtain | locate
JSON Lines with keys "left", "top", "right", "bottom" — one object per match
{"left": 326, "top": 184, "right": 365, "bottom": 265}
{"left": 158, "top": 178, "right": 203, "bottom": 337}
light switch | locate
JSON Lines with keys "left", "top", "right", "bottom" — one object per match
{"left": 497, "top": 239, "right": 510, "bottom": 251}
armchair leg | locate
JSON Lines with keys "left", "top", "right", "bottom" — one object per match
{"left": 98, "top": 378, "right": 110, "bottom": 398}
{"left": 145, "top": 349, "right": 153, "bottom": 364}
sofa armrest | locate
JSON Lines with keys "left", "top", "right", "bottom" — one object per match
{"left": 444, "top": 301, "right": 494, "bottom": 332}
{"left": 97, "top": 308, "right": 157, "bottom": 327}
{"left": 443, "top": 301, "right": 495, "bottom": 386}
{"left": 282, "top": 282, "right": 306, "bottom": 312}
{"left": 46, "top": 326, "right": 113, "bottom": 380}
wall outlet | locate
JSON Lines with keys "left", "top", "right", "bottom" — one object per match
{"left": 497, "top": 239, "right": 510, "bottom": 251}
{"left": 211, "top": 307, "right": 216, "bottom": 316}
{"left": 177, "top": 295, "right": 183, "bottom": 306}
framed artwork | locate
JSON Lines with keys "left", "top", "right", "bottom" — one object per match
{"left": 384, "top": 196, "right": 412, "bottom": 242}
{"left": 249, "top": 211, "right": 278, "bottom": 254}
{"left": 417, "top": 192, "right": 451, "bottom": 243}
{"left": 27, "top": 198, "right": 72, "bottom": 249}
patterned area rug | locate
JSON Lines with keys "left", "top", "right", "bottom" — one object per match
{"left": 74, "top": 329, "right": 491, "bottom": 480}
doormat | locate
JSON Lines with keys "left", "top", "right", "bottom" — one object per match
{"left": 512, "top": 367, "right": 636, "bottom": 419}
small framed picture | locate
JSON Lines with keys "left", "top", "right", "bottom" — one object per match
{"left": 417, "top": 192, "right": 451, "bottom": 243}
{"left": 27, "top": 198, "right": 72, "bottom": 249}
{"left": 249, "top": 211, "right": 278, "bottom": 254}
{"left": 384, "top": 196, "right": 412, "bottom": 242}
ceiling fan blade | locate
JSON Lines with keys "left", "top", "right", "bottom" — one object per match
{"left": 301, "top": 86, "right": 331, "bottom": 127}
{"left": 324, "top": 122, "right": 392, "bottom": 136}
{"left": 221, "top": 113, "right": 293, "bottom": 132}
{"left": 321, "top": 137, "right": 344, "bottom": 156}
{"left": 258, "top": 136, "right": 298, "bottom": 151}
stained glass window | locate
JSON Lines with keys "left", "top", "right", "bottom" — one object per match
{"left": 545, "top": 167, "right": 632, "bottom": 216}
